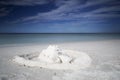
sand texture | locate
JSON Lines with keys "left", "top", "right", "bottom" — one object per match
{"left": 0, "top": 39, "right": 120, "bottom": 80}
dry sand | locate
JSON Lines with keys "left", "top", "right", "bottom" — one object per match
{"left": 0, "top": 39, "right": 120, "bottom": 80}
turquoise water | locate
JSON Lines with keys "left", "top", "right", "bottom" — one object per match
{"left": 0, "top": 34, "right": 120, "bottom": 45}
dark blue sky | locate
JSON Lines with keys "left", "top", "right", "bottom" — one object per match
{"left": 0, "top": 0, "right": 120, "bottom": 33}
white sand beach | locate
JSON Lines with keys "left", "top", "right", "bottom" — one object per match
{"left": 0, "top": 39, "right": 120, "bottom": 80}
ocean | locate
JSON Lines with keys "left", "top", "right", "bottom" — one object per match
{"left": 0, "top": 33, "right": 120, "bottom": 45}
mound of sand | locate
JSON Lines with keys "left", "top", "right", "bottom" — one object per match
{"left": 12, "top": 45, "right": 92, "bottom": 70}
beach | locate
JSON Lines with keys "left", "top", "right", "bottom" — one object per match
{"left": 0, "top": 34, "right": 120, "bottom": 80}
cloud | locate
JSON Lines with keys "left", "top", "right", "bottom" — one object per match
{"left": 10, "top": 0, "right": 120, "bottom": 23}
{"left": 80, "top": 5, "right": 120, "bottom": 19}
{"left": 0, "top": 0, "right": 51, "bottom": 6}
{"left": 0, "top": 7, "right": 11, "bottom": 17}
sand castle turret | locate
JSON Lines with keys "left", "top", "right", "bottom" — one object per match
{"left": 38, "top": 45, "right": 73, "bottom": 63}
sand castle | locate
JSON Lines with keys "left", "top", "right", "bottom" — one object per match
{"left": 13, "top": 45, "right": 92, "bottom": 70}
{"left": 38, "top": 45, "right": 73, "bottom": 63}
